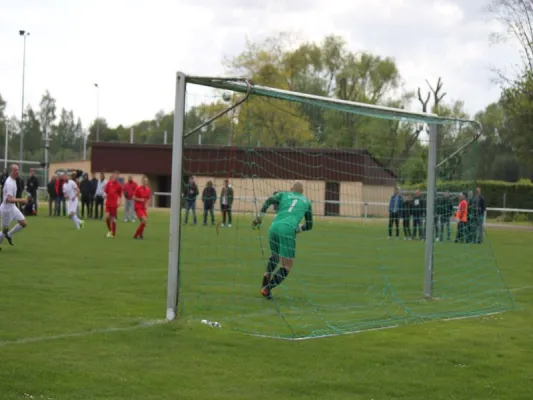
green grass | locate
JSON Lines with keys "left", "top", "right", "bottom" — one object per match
{"left": 0, "top": 212, "right": 532, "bottom": 399}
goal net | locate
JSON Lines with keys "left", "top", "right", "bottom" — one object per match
{"left": 167, "top": 73, "right": 515, "bottom": 339}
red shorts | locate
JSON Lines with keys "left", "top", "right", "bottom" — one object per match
{"left": 135, "top": 208, "right": 147, "bottom": 219}
{"left": 105, "top": 205, "right": 118, "bottom": 218}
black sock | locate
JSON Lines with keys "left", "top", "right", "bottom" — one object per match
{"left": 269, "top": 267, "right": 289, "bottom": 289}
{"left": 266, "top": 255, "right": 278, "bottom": 274}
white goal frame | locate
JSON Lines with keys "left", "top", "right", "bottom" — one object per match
{"left": 165, "top": 71, "right": 482, "bottom": 321}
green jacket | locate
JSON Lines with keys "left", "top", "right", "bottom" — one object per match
{"left": 220, "top": 186, "right": 234, "bottom": 207}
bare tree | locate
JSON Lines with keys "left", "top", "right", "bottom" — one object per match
{"left": 489, "top": 0, "right": 533, "bottom": 80}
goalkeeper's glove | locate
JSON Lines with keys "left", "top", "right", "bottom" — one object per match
{"left": 251, "top": 213, "right": 264, "bottom": 230}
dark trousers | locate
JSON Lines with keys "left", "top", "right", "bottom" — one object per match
{"left": 388, "top": 211, "right": 400, "bottom": 237}
{"left": 413, "top": 216, "right": 424, "bottom": 239}
{"left": 94, "top": 195, "right": 104, "bottom": 219}
{"left": 81, "top": 196, "right": 92, "bottom": 218}
{"left": 49, "top": 197, "right": 57, "bottom": 216}
{"left": 402, "top": 217, "right": 411, "bottom": 238}
{"left": 55, "top": 197, "right": 66, "bottom": 216}
{"left": 221, "top": 204, "right": 232, "bottom": 224}
{"left": 455, "top": 221, "right": 467, "bottom": 243}
{"left": 29, "top": 191, "right": 37, "bottom": 209}
{"left": 439, "top": 216, "right": 451, "bottom": 241}
{"left": 203, "top": 203, "right": 215, "bottom": 225}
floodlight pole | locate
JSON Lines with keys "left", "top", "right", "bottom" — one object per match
{"left": 424, "top": 123, "right": 438, "bottom": 298}
{"left": 166, "top": 71, "right": 187, "bottom": 321}
{"left": 19, "top": 30, "right": 29, "bottom": 166}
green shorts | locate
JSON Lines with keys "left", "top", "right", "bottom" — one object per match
{"left": 269, "top": 223, "right": 296, "bottom": 259}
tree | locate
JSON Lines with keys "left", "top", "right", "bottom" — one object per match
{"left": 227, "top": 33, "right": 403, "bottom": 148}
{"left": 22, "top": 106, "right": 43, "bottom": 159}
{"left": 38, "top": 90, "right": 57, "bottom": 131}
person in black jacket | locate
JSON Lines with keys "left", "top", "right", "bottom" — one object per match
{"left": 411, "top": 190, "right": 426, "bottom": 240}
{"left": 16, "top": 175, "right": 25, "bottom": 211}
{"left": 401, "top": 195, "right": 412, "bottom": 240}
{"left": 473, "top": 187, "right": 486, "bottom": 244}
{"left": 26, "top": 168, "right": 39, "bottom": 210}
{"left": 202, "top": 181, "right": 217, "bottom": 226}
{"left": 183, "top": 175, "right": 199, "bottom": 225}
{"left": 90, "top": 173, "right": 98, "bottom": 217}
{"left": 47, "top": 175, "right": 58, "bottom": 216}
{"left": 436, "top": 191, "right": 454, "bottom": 241}
{"left": 0, "top": 167, "right": 8, "bottom": 202}
{"left": 79, "top": 173, "right": 93, "bottom": 218}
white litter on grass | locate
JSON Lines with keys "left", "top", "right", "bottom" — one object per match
{"left": 201, "top": 319, "right": 222, "bottom": 328}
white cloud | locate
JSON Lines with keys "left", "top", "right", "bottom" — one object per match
{"left": 0, "top": 0, "right": 523, "bottom": 130}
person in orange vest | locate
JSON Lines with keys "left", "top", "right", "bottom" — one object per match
{"left": 455, "top": 192, "right": 468, "bottom": 243}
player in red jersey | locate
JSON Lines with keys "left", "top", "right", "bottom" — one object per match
{"left": 133, "top": 175, "right": 151, "bottom": 239}
{"left": 104, "top": 171, "right": 123, "bottom": 238}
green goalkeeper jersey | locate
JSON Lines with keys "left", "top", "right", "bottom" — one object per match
{"left": 261, "top": 191, "right": 313, "bottom": 231}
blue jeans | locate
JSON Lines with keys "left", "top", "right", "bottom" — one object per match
{"left": 185, "top": 199, "right": 197, "bottom": 224}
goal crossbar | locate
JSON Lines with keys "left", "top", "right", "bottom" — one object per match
{"left": 186, "top": 75, "right": 482, "bottom": 129}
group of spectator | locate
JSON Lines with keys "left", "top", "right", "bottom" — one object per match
{"left": 388, "top": 187, "right": 486, "bottom": 244}
{"left": 46, "top": 172, "right": 140, "bottom": 221}
{"left": 183, "top": 176, "right": 234, "bottom": 227}
{"left": 0, "top": 167, "right": 39, "bottom": 216}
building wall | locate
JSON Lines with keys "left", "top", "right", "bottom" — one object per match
{"left": 363, "top": 184, "right": 395, "bottom": 217}
{"left": 49, "top": 160, "right": 92, "bottom": 179}
{"left": 339, "top": 182, "right": 364, "bottom": 217}
{"left": 189, "top": 177, "right": 327, "bottom": 216}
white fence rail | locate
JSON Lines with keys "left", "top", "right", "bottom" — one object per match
{"left": 151, "top": 192, "right": 533, "bottom": 221}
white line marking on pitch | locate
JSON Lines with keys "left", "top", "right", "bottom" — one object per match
{"left": 0, "top": 319, "right": 166, "bottom": 348}
{"left": 509, "top": 286, "right": 533, "bottom": 293}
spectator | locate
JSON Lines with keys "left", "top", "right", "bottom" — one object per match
{"left": 94, "top": 172, "right": 106, "bottom": 219}
{"left": 474, "top": 187, "right": 486, "bottom": 244}
{"left": 123, "top": 175, "right": 138, "bottom": 222}
{"left": 16, "top": 174, "right": 25, "bottom": 211}
{"left": 47, "top": 175, "right": 58, "bottom": 216}
{"left": 202, "top": 181, "right": 217, "bottom": 226}
{"left": 411, "top": 189, "right": 425, "bottom": 240}
{"left": 90, "top": 173, "right": 98, "bottom": 216}
{"left": 455, "top": 192, "right": 468, "bottom": 243}
{"left": 80, "top": 173, "right": 93, "bottom": 218}
{"left": 466, "top": 190, "right": 476, "bottom": 243}
{"left": 220, "top": 179, "right": 234, "bottom": 227}
{"left": 388, "top": 187, "right": 402, "bottom": 239}
{"left": 1, "top": 167, "right": 8, "bottom": 201}
{"left": 437, "top": 191, "right": 454, "bottom": 241}
{"left": 23, "top": 195, "right": 37, "bottom": 216}
{"left": 55, "top": 174, "right": 66, "bottom": 216}
{"left": 26, "top": 168, "right": 39, "bottom": 209}
{"left": 183, "top": 175, "right": 199, "bottom": 225}
{"left": 401, "top": 195, "right": 412, "bottom": 240}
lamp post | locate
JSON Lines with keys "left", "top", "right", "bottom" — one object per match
{"left": 19, "top": 30, "right": 30, "bottom": 166}
{"left": 94, "top": 83, "right": 100, "bottom": 141}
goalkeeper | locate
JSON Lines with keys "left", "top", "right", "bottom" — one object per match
{"left": 252, "top": 181, "right": 313, "bottom": 299}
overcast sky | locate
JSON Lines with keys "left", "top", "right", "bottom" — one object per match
{"left": 0, "top": 0, "right": 522, "bottom": 129}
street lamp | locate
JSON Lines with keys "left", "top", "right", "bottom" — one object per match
{"left": 19, "top": 30, "right": 29, "bottom": 165}
{"left": 94, "top": 83, "right": 99, "bottom": 141}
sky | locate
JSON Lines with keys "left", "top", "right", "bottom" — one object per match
{"left": 0, "top": 0, "right": 523, "bottom": 130}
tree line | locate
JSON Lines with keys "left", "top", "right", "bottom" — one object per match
{"left": 0, "top": 0, "right": 531, "bottom": 183}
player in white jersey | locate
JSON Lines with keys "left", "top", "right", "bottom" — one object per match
{"left": 63, "top": 173, "right": 84, "bottom": 229}
{"left": 0, "top": 164, "right": 29, "bottom": 247}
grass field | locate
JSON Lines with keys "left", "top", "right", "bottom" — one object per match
{"left": 0, "top": 211, "right": 532, "bottom": 399}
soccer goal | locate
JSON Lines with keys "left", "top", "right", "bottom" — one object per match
{"left": 166, "top": 72, "right": 514, "bottom": 339}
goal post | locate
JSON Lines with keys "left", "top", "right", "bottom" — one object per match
{"left": 166, "top": 71, "right": 512, "bottom": 339}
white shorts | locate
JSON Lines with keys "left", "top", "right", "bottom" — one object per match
{"left": 67, "top": 198, "right": 79, "bottom": 215}
{"left": 0, "top": 206, "right": 25, "bottom": 227}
